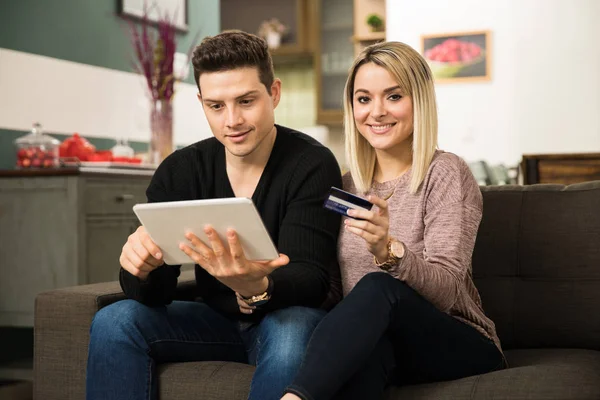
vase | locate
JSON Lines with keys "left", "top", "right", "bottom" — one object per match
{"left": 149, "top": 99, "right": 173, "bottom": 165}
{"left": 266, "top": 31, "right": 282, "bottom": 49}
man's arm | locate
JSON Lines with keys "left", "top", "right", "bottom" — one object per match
{"left": 261, "top": 146, "right": 343, "bottom": 311}
{"left": 119, "top": 152, "right": 197, "bottom": 306}
{"left": 119, "top": 263, "right": 181, "bottom": 306}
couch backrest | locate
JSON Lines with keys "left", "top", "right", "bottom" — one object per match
{"left": 472, "top": 181, "right": 600, "bottom": 350}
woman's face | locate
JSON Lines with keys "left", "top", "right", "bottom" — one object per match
{"left": 352, "top": 62, "right": 414, "bottom": 152}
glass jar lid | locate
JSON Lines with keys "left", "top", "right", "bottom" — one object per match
{"left": 15, "top": 123, "right": 60, "bottom": 147}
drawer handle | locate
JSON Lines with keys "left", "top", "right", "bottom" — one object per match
{"left": 115, "top": 194, "right": 134, "bottom": 202}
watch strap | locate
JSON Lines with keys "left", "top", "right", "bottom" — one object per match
{"left": 374, "top": 238, "right": 402, "bottom": 271}
{"left": 241, "top": 275, "right": 274, "bottom": 306}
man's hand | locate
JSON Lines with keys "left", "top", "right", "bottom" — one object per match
{"left": 179, "top": 225, "right": 289, "bottom": 297}
{"left": 120, "top": 226, "right": 164, "bottom": 281}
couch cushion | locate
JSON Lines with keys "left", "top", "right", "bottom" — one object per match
{"left": 519, "top": 184, "right": 600, "bottom": 280}
{"left": 473, "top": 181, "right": 600, "bottom": 350}
{"left": 157, "top": 349, "right": 600, "bottom": 399}
{"left": 472, "top": 189, "right": 523, "bottom": 277}
{"left": 385, "top": 348, "right": 600, "bottom": 400}
{"left": 158, "top": 361, "right": 253, "bottom": 400}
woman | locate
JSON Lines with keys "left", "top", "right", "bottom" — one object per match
{"left": 281, "top": 41, "right": 505, "bottom": 400}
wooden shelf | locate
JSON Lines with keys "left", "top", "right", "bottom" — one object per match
{"left": 271, "top": 50, "right": 314, "bottom": 67}
{"left": 352, "top": 31, "right": 385, "bottom": 42}
{"left": 221, "top": 0, "right": 314, "bottom": 62}
{"left": 353, "top": 0, "right": 386, "bottom": 45}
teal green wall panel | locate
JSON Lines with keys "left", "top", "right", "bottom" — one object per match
{"left": 0, "top": 0, "right": 219, "bottom": 85}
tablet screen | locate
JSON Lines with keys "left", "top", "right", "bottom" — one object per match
{"left": 133, "top": 198, "right": 279, "bottom": 265}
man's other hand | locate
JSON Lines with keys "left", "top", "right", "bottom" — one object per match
{"left": 235, "top": 292, "right": 256, "bottom": 314}
{"left": 120, "top": 226, "right": 164, "bottom": 281}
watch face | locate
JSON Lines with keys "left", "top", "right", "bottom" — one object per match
{"left": 391, "top": 240, "right": 403, "bottom": 258}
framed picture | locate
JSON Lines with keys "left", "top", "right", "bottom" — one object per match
{"left": 118, "top": 0, "right": 188, "bottom": 32}
{"left": 421, "top": 30, "right": 491, "bottom": 83}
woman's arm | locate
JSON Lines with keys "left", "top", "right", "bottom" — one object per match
{"left": 388, "top": 158, "right": 482, "bottom": 312}
{"left": 389, "top": 200, "right": 481, "bottom": 312}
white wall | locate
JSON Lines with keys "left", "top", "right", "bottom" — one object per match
{"left": 387, "top": 0, "right": 600, "bottom": 166}
{"left": 0, "top": 48, "right": 213, "bottom": 146}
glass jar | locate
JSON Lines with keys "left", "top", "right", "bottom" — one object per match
{"left": 14, "top": 122, "right": 60, "bottom": 169}
{"left": 111, "top": 138, "right": 135, "bottom": 159}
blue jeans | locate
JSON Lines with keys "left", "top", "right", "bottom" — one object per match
{"left": 86, "top": 299, "right": 325, "bottom": 400}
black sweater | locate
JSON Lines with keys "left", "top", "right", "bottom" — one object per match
{"left": 120, "top": 125, "right": 343, "bottom": 319}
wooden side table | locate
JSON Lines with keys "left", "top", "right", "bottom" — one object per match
{"left": 521, "top": 153, "right": 600, "bottom": 185}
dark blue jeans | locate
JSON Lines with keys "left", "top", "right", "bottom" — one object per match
{"left": 85, "top": 299, "right": 325, "bottom": 400}
{"left": 286, "top": 272, "right": 505, "bottom": 400}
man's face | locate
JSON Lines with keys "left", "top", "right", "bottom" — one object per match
{"left": 198, "top": 67, "right": 281, "bottom": 158}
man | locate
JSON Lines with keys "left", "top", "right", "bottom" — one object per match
{"left": 85, "top": 31, "right": 342, "bottom": 400}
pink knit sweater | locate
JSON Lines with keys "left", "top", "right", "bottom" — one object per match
{"left": 339, "top": 150, "right": 502, "bottom": 353}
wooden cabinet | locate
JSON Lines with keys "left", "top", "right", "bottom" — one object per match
{"left": 219, "top": 0, "right": 386, "bottom": 126}
{"left": 521, "top": 153, "right": 600, "bottom": 185}
{"left": 220, "top": 0, "right": 314, "bottom": 65}
{"left": 0, "top": 170, "right": 151, "bottom": 327}
{"left": 315, "top": 0, "right": 386, "bottom": 126}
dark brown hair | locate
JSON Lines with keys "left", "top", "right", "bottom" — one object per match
{"left": 192, "top": 30, "right": 275, "bottom": 95}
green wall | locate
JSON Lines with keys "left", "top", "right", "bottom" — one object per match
{"left": 0, "top": 0, "right": 219, "bottom": 169}
{"left": 0, "top": 0, "right": 218, "bottom": 85}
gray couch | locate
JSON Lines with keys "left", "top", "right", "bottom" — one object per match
{"left": 34, "top": 181, "right": 600, "bottom": 399}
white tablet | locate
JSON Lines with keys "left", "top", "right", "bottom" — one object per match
{"left": 132, "top": 198, "right": 279, "bottom": 266}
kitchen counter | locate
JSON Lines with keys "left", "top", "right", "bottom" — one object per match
{"left": 0, "top": 166, "right": 155, "bottom": 178}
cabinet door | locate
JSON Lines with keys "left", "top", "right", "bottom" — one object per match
{"left": 316, "top": 0, "right": 354, "bottom": 125}
{"left": 86, "top": 218, "right": 141, "bottom": 284}
{"left": 0, "top": 177, "right": 78, "bottom": 327}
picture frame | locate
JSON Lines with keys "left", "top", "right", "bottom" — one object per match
{"left": 118, "top": 0, "right": 189, "bottom": 32}
{"left": 421, "top": 30, "right": 491, "bottom": 83}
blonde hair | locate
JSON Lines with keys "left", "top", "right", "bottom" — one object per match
{"left": 343, "top": 41, "right": 438, "bottom": 194}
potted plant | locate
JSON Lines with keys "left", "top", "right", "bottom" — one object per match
{"left": 258, "top": 18, "right": 288, "bottom": 49}
{"left": 366, "top": 14, "right": 384, "bottom": 32}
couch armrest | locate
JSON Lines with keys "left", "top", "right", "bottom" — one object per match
{"left": 34, "top": 270, "right": 196, "bottom": 400}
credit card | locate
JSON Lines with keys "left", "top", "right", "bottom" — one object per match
{"left": 323, "top": 187, "right": 373, "bottom": 218}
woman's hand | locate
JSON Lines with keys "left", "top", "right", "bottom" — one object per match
{"left": 344, "top": 194, "right": 390, "bottom": 262}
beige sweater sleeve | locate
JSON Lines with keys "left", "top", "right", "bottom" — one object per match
{"left": 388, "top": 159, "right": 483, "bottom": 312}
